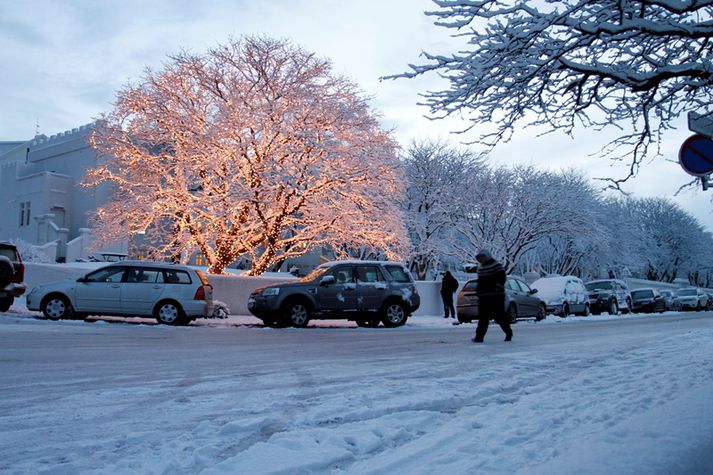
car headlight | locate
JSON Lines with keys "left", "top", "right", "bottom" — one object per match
{"left": 262, "top": 288, "right": 280, "bottom": 297}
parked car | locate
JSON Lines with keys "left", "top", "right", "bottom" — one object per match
{"left": 0, "top": 242, "right": 27, "bottom": 312}
{"left": 703, "top": 291, "right": 713, "bottom": 310}
{"left": 585, "top": 279, "right": 633, "bottom": 315}
{"left": 674, "top": 287, "right": 709, "bottom": 311}
{"left": 247, "top": 260, "right": 420, "bottom": 328}
{"left": 531, "top": 275, "right": 590, "bottom": 317}
{"left": 659, "top": 290, "right": 677, "bottom": 310}
{"left": 456, "top": 275, "right": 546, "bottom": 324}
{"left": 26, "top": 261, "right": 214, "bottom": 325}
{"left": 629, "top": 288, "right": 666, "bottom": 313}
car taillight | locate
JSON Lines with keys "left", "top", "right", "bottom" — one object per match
{"left": 193, "top": 285, "right": 206, "bottom": 300}
{"left": 14, "top": 262, "right": 24, "bottom": 283}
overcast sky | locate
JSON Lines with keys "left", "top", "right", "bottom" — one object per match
{"left": 1, "top": 0, "right": 711, "bottom": 231}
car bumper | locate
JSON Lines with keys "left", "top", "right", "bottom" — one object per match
{"left": 247, "top": 294, "right": 281, "bottom": 318}
{"left": 182, "top": 300, "right": 213, "bottom": 318}
{"left": 546, "top": 304, "right": 564, "bottom": 314}
{"left": 1, "top": 282, "right": 27, "bottom": 298}
{"left": 589, "top": 298, "right": 612, "bottom": 312}
{"left": 631, "top": 302, "right": 654, "bottom": 313}
{"left": 26, "top": 290, "right": 40, "bottom": 311}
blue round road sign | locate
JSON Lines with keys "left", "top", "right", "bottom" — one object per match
{"left": 679, "top": 134, "right": 713, "bottom": 176}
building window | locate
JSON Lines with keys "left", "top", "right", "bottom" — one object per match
{"left": 195, "top": 252, "right": 205, "bottom": 266}
{"left": 19, "top": 202, "right": 31, "bottom": 226}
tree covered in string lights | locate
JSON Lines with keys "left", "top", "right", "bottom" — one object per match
{"left": 86, "top": 36, "right": 408, "bottom": 275}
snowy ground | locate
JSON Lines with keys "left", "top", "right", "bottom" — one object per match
{"left": 1, "top": 305, "right": 713, "bottom": 474}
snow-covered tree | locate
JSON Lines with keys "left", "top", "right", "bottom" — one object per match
{"left": 392, "top": 0, "right": 713, "bottom": 186}
{"left": 401, "top": 139, "right": 482, "bottom": 279}
{"left": 454, "top": 166, "right": 600, "bottom": 273}
{"left": 86, "top": 36, "right": 408, "bottom": 275}
{"left": 624, "top": 197, "right": 706, "bottom": 282}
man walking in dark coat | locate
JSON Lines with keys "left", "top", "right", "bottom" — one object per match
{"left": 473, "top": 249, "right": 513, "bottom": 343}
{"left": 440, "top": 270, "right": 459, "bottom": 319}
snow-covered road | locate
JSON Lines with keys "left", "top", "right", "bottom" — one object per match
{"left": 1, "top": 312, "right": 713, "bottom": 474}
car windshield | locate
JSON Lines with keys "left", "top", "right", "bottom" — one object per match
{"left": 585, "top": 281, "right": 613, "bottom": 291}
{"left": 676, "top": 289, "right": 696, "bottom": 296}
{"left": 660, "top": 291, "right": 672, "bottom": 297}
{"left": 631, "top": 290, "right": 653, "bottom": 299}
{"left": 301, "top": 266, "right": 329, "bottom": 282}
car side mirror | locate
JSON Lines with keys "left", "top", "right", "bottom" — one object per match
{"left": 320, "top": 275, "right": 335, "bottom": 286}
{"left": 77, "top": 276, "right": 87, "bottom": 283}
{"left": 529, "top": 288, "right": 538, "bottom": 294}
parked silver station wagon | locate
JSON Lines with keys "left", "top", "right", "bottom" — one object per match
{"left": 26, "top": 261, "right": 214, "bottom": 325}
{"left": 248, "top": 260, "right": 420, "bottom": 328}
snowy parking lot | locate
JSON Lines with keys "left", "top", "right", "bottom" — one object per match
{"left": 1, "top": 309, "right": 713, "bottom": 474}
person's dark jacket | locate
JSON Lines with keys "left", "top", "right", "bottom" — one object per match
{"left": 477, "top": 258, "right": 506, "bottom": 296}
{"left": 441, "top": 272, "right": 459, "bottom": 296}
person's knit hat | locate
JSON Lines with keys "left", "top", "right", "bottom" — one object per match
{"left": 476, "top": 249, "right": 492, "bottom": 259}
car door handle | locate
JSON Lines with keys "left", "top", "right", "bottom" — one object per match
{"left": 111, "top": 284, "right": 121, "bottom": 288}
{"left": 152, "top": 285, "right": 162, "bottom": 289}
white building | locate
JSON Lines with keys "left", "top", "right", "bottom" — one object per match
{"left": 0, "top": 124, "right": 122, "bottom": 261}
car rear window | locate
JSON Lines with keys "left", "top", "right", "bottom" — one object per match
{"left": 0, "top": 247, "right": 18, "bottom": 260}
{"left": 463, "top": 280, "right": 479, "bottom": 291}
{"left": 632, "top": 290, "right": 654, "bottom": 298}
{"left": 585, "top": 281, "right": 613, "bottom": 291}
{"left": 384, "top": 265, "right": 412, "bottom": 283}
{"left": 163, "top": 269, "right": 192, "bottom": 284}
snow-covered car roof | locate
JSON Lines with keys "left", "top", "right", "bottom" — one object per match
{"left": 100, "top": 260, "right": 197, "bottom": 270}
{"left": 317, "top": 260, "right": 408, "bottom": 268}
{"left": 531, "top": 276, "right": 583, "bottom": 300}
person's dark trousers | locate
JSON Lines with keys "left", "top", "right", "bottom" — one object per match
{"left": 442, "top": 293, "right": 455, "bottom": 318}
{"left": 475, "top": 296, "right": 511, "bottom": 341}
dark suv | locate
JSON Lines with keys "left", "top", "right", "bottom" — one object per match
{"left": 0, "top": 242, "right": 27, "bottom": 312}
{"left": 248, "top": 260, "right": 420, "bottom": 328}
{"left": 585, "top": 279, "right": 632, "bottom": 315}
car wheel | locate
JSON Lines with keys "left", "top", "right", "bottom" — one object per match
{"left": 283, "top": 300, "right": 311, "bottom": 328}
{"left": 41, "top": 294, "right": 72, "bottom": 320}
{"left": 154, "top": 301, "right": 187, "bottom": 325}
{"left": 608, "top": 299, "right": 618, "bottom": 315}
{"left": 382, "top": 301, "right": 407, "bottom": 327}
{"left": 0, "top": 296, "right": 13, "bottom": 312}
{"left": 560, "top": 303, "right": 569, "bottom": 318}
{"left": 507, "top": 304, "right": 518, "bottom": 324}
{"left": 0, "top": 256, "right": 13, "bottom": 288}
{"left": 582, "top": 303, "right": 591, "bottom": 316}
{"left": 536, "top": 303, "right": 546, "bottom": 321}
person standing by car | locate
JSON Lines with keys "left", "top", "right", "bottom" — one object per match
{"left": 440, "top": 270, "right": 459, "bottom": 319}
{"left": 473, "top": 249, "right": 512, "bottom": 343}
